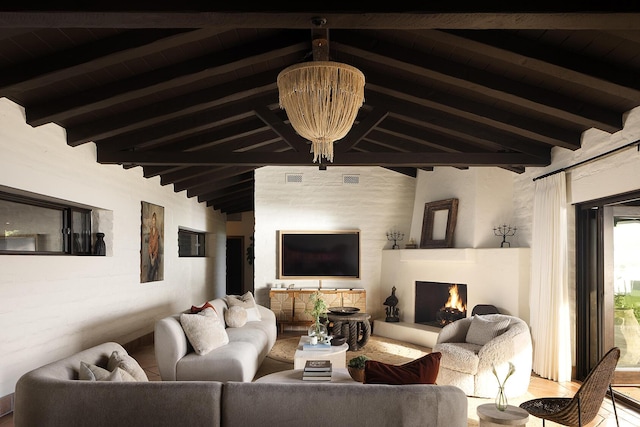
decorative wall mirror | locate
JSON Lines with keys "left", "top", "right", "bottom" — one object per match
{"left": 420, "top": 198, "right": 459, "bottom": 248}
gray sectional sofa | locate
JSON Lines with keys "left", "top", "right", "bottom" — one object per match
{"left": 14, "top": 341, "right": 468, "bottom": 427}
{"left": 154, "top": 297, "right": 277, "bottom": 382}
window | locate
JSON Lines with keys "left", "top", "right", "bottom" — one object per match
{"left": 0, "top": 191, "right": 92, "bottom": 255}
{"left": 178, "top": 228, "right": 205, "bottom": 257}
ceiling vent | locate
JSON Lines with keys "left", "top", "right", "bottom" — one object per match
{"left": 286, "top": 173, "right": 303, "bottom": 183}
{"left": 343, "top": 174, "right": 360, "bottom": 184}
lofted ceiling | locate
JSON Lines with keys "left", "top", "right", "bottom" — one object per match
{"left": 0, "top": 4, "right": 639, "bottom": 214}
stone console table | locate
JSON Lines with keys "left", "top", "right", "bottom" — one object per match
{"left": 328, "top": 312, "right": 371, "bottom": 351}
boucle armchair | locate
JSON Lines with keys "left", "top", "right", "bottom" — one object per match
{"left": 433, "top": 314, "right": 532, "bottom": 398}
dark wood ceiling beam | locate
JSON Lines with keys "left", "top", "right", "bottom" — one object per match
{"left": 366, "top": 91, "right": 565, "bottom": 157}
{"left": 159, "top": 166, "right": 218, "bottom": 186}
{"left": 334, "top": 33, "right": 622, "bottom": 132}
{"left": 66, "top": 71, "right": 281, "bottom": 146}
{"left": 197, "top": 181, "right": 254, "bottom": 202}
{"left": 143, "top": 165, "right": 185, "bottom": 179}
{"left": 205, "top": 186, "right": 253, "bottom": 206}
{"left": 164, "top": 129, "right": 283, "bottom": 156}
{"left": 435, "top": 29, "right": 640, "bottom": 100}
{"left": 363, "top": 69, "right": 582, "bottom": 148}
{"left": 96, "top": 109, "right": 258, "bottom": 152}
{"left": 360, "top": 132, "right": 442, "bottom": 153}
{"left": 210, "top": 197, "right": 254, "bottom": 214}
{"left": 179, "top": 166, "right": 256, "bottom": 195}
{"left": 196, "top": 176, "right": 255, "bottom": 202}
{"left": 254, "top": 106, "right": 309, "bottom": 153}
{"left": 336, "top": 107, "right": 388, "bottom": 153}
{"left": 97, "top": 149, "right": 549, "bottom": 167}
{"left": 382, "top": 167, "right": 418, "bottom": 178}
{"left": 26, "top": 31, "right": 307, "bottom": 126}
{"left": 0, "top": 28, "right": 217, "bottom": 94}
{"left": 1, "top": 9, "right": 639, "bottom": 30}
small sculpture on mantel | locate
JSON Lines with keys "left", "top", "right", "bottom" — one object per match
{"left": 384, "top": 286, "right": 400, "bottom": 322}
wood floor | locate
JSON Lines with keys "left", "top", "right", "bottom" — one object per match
{"left": 2, "top": 332, "right": 639, "bottom": 426}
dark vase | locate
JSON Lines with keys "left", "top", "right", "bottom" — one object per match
{"left": 94, "top": 232, "right": 106, "bottom": 256}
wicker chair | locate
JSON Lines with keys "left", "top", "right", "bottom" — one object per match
{"left": 519, "top": 347, "right": 620, "bottom": 427}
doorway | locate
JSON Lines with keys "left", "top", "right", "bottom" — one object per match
{"left": 576, "top": 189, "right": 640, "bottom": 407}
{"left": 226, "top": 236, "right": 244, "bottom": 296}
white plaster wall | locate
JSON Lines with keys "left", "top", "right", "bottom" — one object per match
{"left": 409, "top": 167, "right": 515, "bottom": 248}
{"left": 381, "top": 248, "right": 531, "bottom": 323}
{"left": 0, "top": 98, "right": 226, "bottom": 398}
{"left": 253, "top": 165, "right": 416, "bottom": 319}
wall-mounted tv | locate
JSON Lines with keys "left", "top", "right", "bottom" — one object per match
{"left": 277, "top": 230, "right": 360, "bottom": 279}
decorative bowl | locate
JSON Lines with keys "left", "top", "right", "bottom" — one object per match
{"left": 348, "top": 366, "right": 365, "bottom": 383}
{"left": 330, "top": 334, "right": 346, "bottom": 346}
{"left": 328, "top": 307, "right": 360, "bottom": 315}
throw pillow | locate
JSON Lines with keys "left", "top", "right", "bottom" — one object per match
{"left": 191, "top": 301, "right": 215, "bottom": 314}
{"left": 465, "top": 315, "right": 510, "bottom": 346}
{"left": 225, "top": 291, "right": 261, "bottom": 321}
{"left": 364, "top": 352, "right": 442, "bottom": 385}
{"left": 180, "top": 307, "right": 229, "bottom": 355}
{"left": 107, "top": 350, "right": 149, "bottom": 382}
{"left": 224, "top": 305, "right": 248, "bottom": 328}
{"left": 79, "top": 362, "right": 137, "bottom": 382}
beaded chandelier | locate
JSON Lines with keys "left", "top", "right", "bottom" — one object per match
{"left": 277, "top": 36, "right": 365, "bottom": 163}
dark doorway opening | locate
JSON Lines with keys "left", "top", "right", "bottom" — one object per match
{"left": 226, "top": 236, "right": 244, "bottom": 296}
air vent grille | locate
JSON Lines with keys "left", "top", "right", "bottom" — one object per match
{"left": 343, "top": 174, "right": 360, "bottom": 184}
{"left": 286, "top": 173, "right": 303, "bottom": 183}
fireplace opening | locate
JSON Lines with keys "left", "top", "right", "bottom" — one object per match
{"left": 415, "top": 281, "right": 467, "bottom": 327}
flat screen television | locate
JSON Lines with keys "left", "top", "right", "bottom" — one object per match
{"left": 277, "top": 230, "right": 360, "bottom": 279}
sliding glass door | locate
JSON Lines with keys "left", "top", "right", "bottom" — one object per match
{"left": 576, "top": 190, "right": 640, "bottom": 406}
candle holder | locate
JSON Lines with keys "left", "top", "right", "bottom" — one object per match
{"left": 386, "top": 231, "right": 405, "bottom": 249}
{"left": 494, "top": 224, "right": 517, "bottom": 248}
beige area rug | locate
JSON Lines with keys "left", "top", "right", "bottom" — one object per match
{"left": 267, "top": 334, "right": 430, "bottom": 365}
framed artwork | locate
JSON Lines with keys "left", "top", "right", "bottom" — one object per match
{"left": 141, "top": 201, "right": 164, "bottom": 283}
{"left": 420, "top": 198, "right": 459, "bottom": 248}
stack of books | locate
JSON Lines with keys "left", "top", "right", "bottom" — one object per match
{"left": 303, "top": 360, "right": 332, "bottom": 381}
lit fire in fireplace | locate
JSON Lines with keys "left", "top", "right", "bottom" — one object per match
{"left": 436, "top": 284, "right": 467, "bottom": 325}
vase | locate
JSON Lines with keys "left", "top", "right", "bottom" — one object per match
{"left": 308, "top": 318, "right": 327, "bottom": 339}
{"left": 94, "top": 232, "right": 106, "bottom": 256}
{"left": 495, "top": 386, "right": 508, "bottom": 411}
{"left": 348, "top": 367, "right": 365, "bottom": 383}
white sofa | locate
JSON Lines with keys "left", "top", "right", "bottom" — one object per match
{"left": 154, "top": 297, "right": 277, "bottom": 382}
{"left": 14, "top": 341, "right": 469, "bottom": 427}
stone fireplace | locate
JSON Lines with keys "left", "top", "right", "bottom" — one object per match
{"left": 415, "top": 281, "right": 467, "bottom": 327}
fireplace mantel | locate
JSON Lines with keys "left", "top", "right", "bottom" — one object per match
{"left": 376, "top": 247, "right": 531, "bottom": 348}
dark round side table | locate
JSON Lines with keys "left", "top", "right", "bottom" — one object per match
{"left": 327, "top": 312, "right": 372, "bottom": 351}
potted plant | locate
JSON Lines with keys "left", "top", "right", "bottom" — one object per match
{"left": 347, "top": 355, "right": 370, "bottom": 382}
{"left": 305, "top": 291, "right": 328, "bottom": 339}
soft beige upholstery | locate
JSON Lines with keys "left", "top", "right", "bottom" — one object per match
{"left": 154, "top": 298, "right": 277, "bottom": 382}
{"left": 433, "top": 314, "right": 532, "bottom": 398}
{"left": 14, "top": 341, "right": 469, "bottom": 427}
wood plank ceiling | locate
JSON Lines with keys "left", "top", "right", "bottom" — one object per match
{"left": 0, "top": 4, "right": 639, "bottom": 214}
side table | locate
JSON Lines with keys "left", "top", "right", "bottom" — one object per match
{"left": 476, "top": 403, "right": 529, "bottom": 427}
{"left": 327, "top": 312, "right": 371, "bottom": 351}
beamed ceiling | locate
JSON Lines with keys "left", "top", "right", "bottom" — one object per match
{"left": 1, "top": 4, "right": 639, "bottom": 214}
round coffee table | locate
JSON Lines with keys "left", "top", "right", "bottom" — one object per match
{"left": 476, "top": 403, "right": 529, "bottom": 427}
{"left": 293, "top": 335, "right": 349, "bottom": 369}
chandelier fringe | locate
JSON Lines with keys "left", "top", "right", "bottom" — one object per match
{"left": 277, "top": 61, "right": 365, "bottom": 162}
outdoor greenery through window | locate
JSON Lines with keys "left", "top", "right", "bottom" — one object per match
{"left": 178, "top": 228, "right": 205, "bottom": 257}
{"left": 0, "top": 191, "right": 92, "bottom": 255}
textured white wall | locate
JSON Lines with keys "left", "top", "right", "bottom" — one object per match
{"left": 409, "top": 167, "right": 515, "bottom": 248}
{"left": 253, "top": 165, "right": 416, "bottom": 319}
{"left": 0, "top": 98, "right": 226, "bottom": 398}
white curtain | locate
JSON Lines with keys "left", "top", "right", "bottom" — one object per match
{"left": 529, "top": 172, "right": 572, "bottom": 381}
